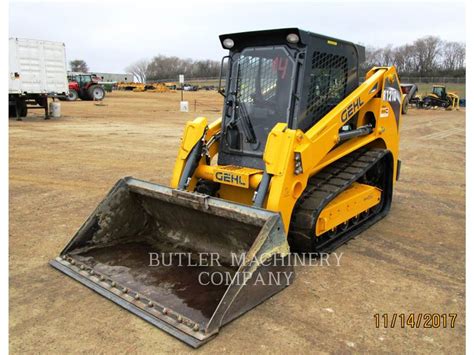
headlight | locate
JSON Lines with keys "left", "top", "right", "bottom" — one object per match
{"left": 223, "top": 38, "right": 234, "bottom": 49}
{"left": 286, "top": 33, "right": 299, "bottom": 44}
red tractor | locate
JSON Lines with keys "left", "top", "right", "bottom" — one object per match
{"left": 67, "top": 73, "right": 106, "bottom": 101}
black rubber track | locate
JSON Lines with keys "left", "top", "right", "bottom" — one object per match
{"left": 288, "top": 147, "right": 393, "bottom": 253}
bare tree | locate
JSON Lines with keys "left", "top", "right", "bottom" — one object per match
{"left": 381, "top": 45, "right": 394, "bottom": 66}
{"left": 442, "top": 41, "right": 457, "bottom": 71}
{"left": 453, "top": 43, "right": 466, "bottom": 70}
{"left": 442, "top": 41, "right": 465, "bottom": 71}
{"left": 391, "top": 44, "right": 416, "bottom": 74}
{"left": 70, "top": 59, "right": 89, "bottom": 73}
{"left": 125, "top": 59, "right": 149, "bottom": 83}
{"left": 412, "top": 36, "right": 442, "bottom": 73}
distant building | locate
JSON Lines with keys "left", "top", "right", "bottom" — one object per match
{"left": 93, "top": 72, "right": 134, "bottom": 83}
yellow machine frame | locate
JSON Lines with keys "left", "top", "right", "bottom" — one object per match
{"left": 171, "top": 66, "right": 401, "bottom": 234}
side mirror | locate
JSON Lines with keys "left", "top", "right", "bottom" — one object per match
{"left": 218, "top": 56, "right": 230, "bottom": 97}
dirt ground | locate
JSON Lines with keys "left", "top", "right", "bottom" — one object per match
{"left": 9, "top": 91, "right": 465, "bottom": 353}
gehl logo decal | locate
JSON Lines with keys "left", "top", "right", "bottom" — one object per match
{"left": 341, "top": 97, "right": 364, "bottom": 122}
{"left": 215, "top": 172, "right": 246, "bottom": 186}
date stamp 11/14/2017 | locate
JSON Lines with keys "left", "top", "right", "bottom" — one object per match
{"left": 374, "top": 313, "right": 458, "bottom": 329}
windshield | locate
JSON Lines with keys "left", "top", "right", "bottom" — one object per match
{"left": 223, "top": 46, "right": 295, "bottom": 156}
{"left": 433, "top": 86, "right": 444, "bottom": 97}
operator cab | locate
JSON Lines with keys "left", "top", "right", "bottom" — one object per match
{"left": 67, "top": 73, "right": 100, "bottom": 85}
{"left": 432, "top": 85, "right": 447, "bottom": 99}
{"left": 217, "top": 28, "right": 365, "bottom": 170}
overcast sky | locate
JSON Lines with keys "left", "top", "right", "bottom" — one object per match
{"left": 9, "top": 0, "right": 465, "bottom": 73}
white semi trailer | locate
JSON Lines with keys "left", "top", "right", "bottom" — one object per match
{"left": 9, "top": 38, "right": 68, "bottom": 119}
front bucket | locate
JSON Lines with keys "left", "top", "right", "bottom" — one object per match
{"left": 50, "top": 177, "right": 294, "bottom": 347}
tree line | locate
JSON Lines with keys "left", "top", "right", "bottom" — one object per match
{"left": 126, "top": 56, "right": 221, "bottom": 83}
{"left": 124, "top": 35, "right": 465, "bottom": 83}
{"left": 363, "top": 36, "right": 465, "bottom": 77}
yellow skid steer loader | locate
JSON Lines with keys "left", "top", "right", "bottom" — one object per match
{"left": 51, "top": 28, "right": 401, "bottom": 347}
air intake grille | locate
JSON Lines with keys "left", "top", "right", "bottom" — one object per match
{"left": 305, "top": 51, "right": 348, "bottom": 122}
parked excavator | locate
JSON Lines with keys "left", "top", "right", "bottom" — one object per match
{"left": 50, "top": 28, "right": 401, "bottom": 347}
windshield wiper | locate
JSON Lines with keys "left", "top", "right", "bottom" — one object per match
{"left": 237, "top": 101, "right": 257, "bottom": 144}
{"left": 224, "top": 61, "right": 257, "bottom": 145}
